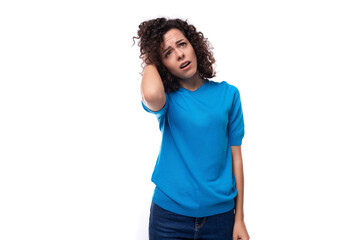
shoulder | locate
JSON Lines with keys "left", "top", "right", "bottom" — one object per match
{"left": 222, "top": 80, "right": 239, "bottom": 90}
{"left": 208, "top": 80, "right": 239, "bottom": 95}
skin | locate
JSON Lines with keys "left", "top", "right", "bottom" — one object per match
{"left": 231, "top": 145, "right": 250, "bottom": 240}
{"left": 159, "top": 28, "right": 204, "bottom": 91}
{"left": 159, "top": 28, "right": 250, "bottom": 239}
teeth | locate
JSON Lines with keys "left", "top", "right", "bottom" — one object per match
{"left": 181, "top": 62, "right": 190, "bottom": 68}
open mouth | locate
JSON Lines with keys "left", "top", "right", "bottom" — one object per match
{"left": 180, "top": 61, "right": 191, "bottom": 69}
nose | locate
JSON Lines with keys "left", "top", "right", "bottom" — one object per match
{"left": 175, "top": 49, "right": 184, "bottom": 60}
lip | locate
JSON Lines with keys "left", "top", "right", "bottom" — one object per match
{"left": 180, "top": 61, "right": 191, "bottom": 70}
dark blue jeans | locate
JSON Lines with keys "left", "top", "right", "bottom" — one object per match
{"left": 149, "top": 202, "right": 235, "bottom": 240}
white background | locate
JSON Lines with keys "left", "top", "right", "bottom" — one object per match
{"left": 1, "top": 0, "right": 359, "bottom": 239}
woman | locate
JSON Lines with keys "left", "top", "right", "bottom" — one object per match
{"left": 134, "top": 17, "right": 250, "bottom": 240}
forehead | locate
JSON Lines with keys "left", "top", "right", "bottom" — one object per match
{"left": 161, "top": 28, "right": 186, "bottom": 48}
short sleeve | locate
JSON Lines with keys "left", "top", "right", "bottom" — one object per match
{"left": 141, "top": 92, "right": 169, "bottom": 131}
{"left": 228, "top": 88, "right": 245, "bottom": 146}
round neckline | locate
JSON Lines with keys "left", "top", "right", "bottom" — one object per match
{"left": 178, "top": 79, "right": 209, "bottom": 93}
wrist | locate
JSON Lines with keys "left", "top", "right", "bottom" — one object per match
{"left": 234, "top": 214, "right": 245, "bottom": 222}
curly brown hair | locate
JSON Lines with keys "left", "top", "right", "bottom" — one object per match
{"left": 133, "top": 17, "right": 216, "bottom": 93}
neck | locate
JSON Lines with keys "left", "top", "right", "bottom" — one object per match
{"left": 179, "top": 73, "right": 204, "bottom": 91}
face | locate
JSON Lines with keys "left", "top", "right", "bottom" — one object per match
{"left": 159, "top": 28, "right": 198, "bottom": 81}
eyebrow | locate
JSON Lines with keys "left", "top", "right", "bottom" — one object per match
{"left": 162, "top": 39, "right": 185, "bottom": 54}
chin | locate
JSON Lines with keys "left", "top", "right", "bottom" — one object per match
{"left": 178, "top": 71, "right": 197, "bottom": 80}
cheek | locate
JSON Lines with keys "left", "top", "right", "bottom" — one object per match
{"left": 164, "top": 60, "right": 178, "bottom": 73}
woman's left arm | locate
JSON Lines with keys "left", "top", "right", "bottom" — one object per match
{"left": 231, "top": 145, "right": 250, "bottom": 240}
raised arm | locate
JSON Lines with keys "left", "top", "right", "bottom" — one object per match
{"left": 140, "top": 64, "right": 166, "bottom": 112}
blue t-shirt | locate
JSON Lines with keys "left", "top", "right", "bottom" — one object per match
{"left": 141, "top": 79, "right": 245, "bottom": 217}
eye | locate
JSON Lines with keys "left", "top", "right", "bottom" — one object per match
{"left": 179, "top": 42, "right": 187, "bottom": 47}
{"left": 165, "top": 50, "right": 171, "bottom": 57}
